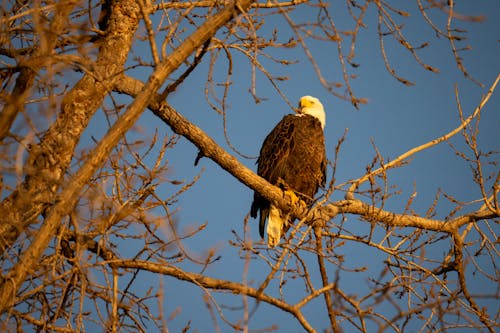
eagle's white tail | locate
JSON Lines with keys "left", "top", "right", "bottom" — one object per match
{"left": 267, "top": 204, "right": 286, "bottom": 247}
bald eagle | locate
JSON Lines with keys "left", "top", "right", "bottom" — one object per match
{"left": 250, "top": 96, "right": 326, "bottom": 247}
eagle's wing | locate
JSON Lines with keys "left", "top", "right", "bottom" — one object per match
{"left": 256, "top": 115, "right": 297, "bottom": 184}
{"left": 251, "top": 115, "right": 296, "bottom": 238}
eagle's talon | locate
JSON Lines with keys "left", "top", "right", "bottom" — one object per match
{"left": 284, "top": 189, "right": 300, "bottom": 207}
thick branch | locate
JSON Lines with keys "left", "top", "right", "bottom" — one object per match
{"left": 313, "top": 200, "right": 452, "bottom": 233}
{"left": 312, "top": 200, "right": 498, "bottom": 234}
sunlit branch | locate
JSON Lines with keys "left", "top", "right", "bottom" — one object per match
{"left": 108, "top": 259, "right": 316, "bottom": 332}
{"left": 138, "top": 0, "right": 160, "bottom": 65}
{"left": 452, "top": 232, "right": 495, "bottom": 332}
{"left": 446, "top": 0, "right": 482, "bottom": 86}
{"left": 153, "top": 0, "right": 310, "bottom": 11}
{"left": 346, "top": 73, "right": 500, "bottom": 199}
{"left": 314, "top": 227, "right": 339, "bottom": 332}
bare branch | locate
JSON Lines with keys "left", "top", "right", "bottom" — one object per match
{"left": 109, "top": 259, "right": 316, "bottom": 332}
{"left": 346, "top": 73, "right": 500, "bottom": 199}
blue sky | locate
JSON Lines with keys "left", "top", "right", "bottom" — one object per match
{"left": 82, "top": 1, "right": 500, "bottom": 331}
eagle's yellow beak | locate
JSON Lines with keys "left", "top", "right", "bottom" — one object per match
{"left": 297, "top": 97, "right": 309, "bottom": 113}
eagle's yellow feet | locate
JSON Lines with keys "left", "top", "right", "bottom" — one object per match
{"left": 286, "top": 190, "right": 309, "bottom": 216}
{"left": 284, "top": 189, "right": 300, "bottom": 208}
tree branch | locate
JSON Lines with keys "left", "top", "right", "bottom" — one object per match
{"left": 346, "top": 73, "right": 500, "bottom": 199}
{"left": 109, "top": 259, "right": 316, "bottom": 333}
{"left": 314, "top": 227, "right": 339, "bottom": 332}
{"left": 0, "top": 1, "right": 79, "bottom": 141}
{"left": 452, "top": 232, "right": 495, "bottom": 332}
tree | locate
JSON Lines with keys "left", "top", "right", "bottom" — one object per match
{"left": 0, "top": 0, "right": 498, "bottom": 332}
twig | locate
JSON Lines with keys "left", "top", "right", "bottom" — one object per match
{"left": 346, "top": 73, "right": 500, "bottom": 199}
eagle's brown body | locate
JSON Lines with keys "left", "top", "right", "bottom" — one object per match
{"left": 250, "top": 113, "right": 326, "bottom": 244}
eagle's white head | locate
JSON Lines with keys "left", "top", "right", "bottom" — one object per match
{"left": 298, "top": 95, "right": 326, "bottom": 129}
